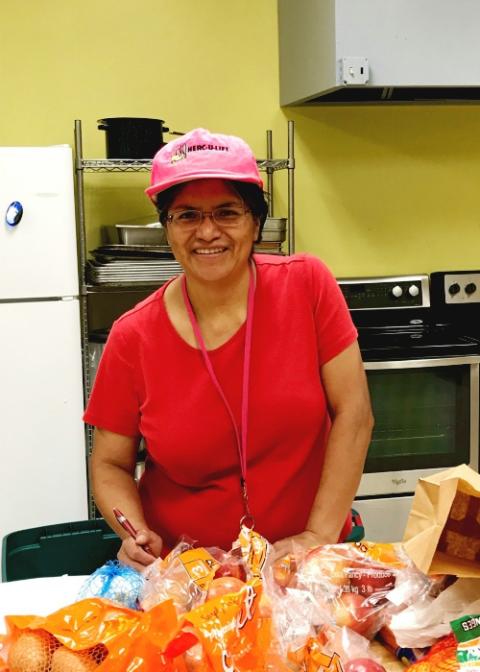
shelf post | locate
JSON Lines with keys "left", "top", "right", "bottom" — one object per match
{"left": 287, "top": 120, "right": 295, "bottom": 255}
{"left": 74, "top": 120, "right": 96, "bottom": 518}
{"left": 74, "top": 120, "right": 87, "bottom": 281}
{"left": 266, "top": 130, "right": 274, "bottom": 217}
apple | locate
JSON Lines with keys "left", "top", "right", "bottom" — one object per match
{"left": 214, "top": 561, "right": 247, "bottom": 582}
{"left": 344, "top": 658, "right": 387, "bottom": 672}
{"left": 331, "top": 592, "right": 382, "bottom": 638}
{"left": 206, "top": 576, "right": 246, "bottom": 600}
{"left": 301, "top": 550, "right": 350, "bottom": 590}
{"left": 348, "top": 563, "right": 396, "bottom": 597}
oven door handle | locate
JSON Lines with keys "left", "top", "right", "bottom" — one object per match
{"left": 363, "top": 356, "right": 480, "bottom": 370}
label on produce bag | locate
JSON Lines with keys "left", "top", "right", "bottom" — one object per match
{"left": 179, "top": 548, "right": 220, "bottom": 589}
{"left": 288, "top": 637, "right": 344, "bottom": 672}
{"left": 451, "top": 614, "right": 480, "bottom": 669}
{"left": 237, "top": 525, "right": 270, "bottom": 578}
{"left": 352, "top": 541, "right": 406, "bottom": 569}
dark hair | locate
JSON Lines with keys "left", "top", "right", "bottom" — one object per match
{"left": 154, "top": 180, "right": 269, "bottom": 242}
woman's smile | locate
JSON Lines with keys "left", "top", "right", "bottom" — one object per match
{"left": 194, "top": 246, "right": 227, "bottom": 255}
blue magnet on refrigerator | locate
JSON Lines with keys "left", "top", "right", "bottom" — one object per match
{"left": 5, "top": 201, "right": 23, "bottom": 227}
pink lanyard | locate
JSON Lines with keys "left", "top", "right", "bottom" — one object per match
{"left": 181, "top": 262, "right": 256, "bottom": 528}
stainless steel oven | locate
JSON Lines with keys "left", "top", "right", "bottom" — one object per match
{"left": 339, "top": 274, "right": 480, "bottom": 542}
{"left": 360, "top": 357, "right": 479, "bottom": 495}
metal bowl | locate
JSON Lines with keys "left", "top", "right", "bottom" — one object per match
{"left": 264, "top": 217, "right": 287, "bottom": 231}
{"left": 116, "top": 223, "right": 167, "bottom": 246}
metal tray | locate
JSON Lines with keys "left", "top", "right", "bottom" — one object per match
{"left": 260, "top": 229, "right": 286, "bottom": 242}
{"left": 116, "top": 224, "right": 167, "bottom": 246}
{"left": 86, "top": 259, "right": 181, "bottom": 285}
{"left": 93, "top": 244, "right": 173, "bottom": 257}
{"left": 254, "top": 241, "right": 284, "bottom": 253}
{"left": 263, "top": 217, "right": 287, "bottom": 231}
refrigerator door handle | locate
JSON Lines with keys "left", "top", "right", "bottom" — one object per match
{"left": 5, "top": 201, "right": 23, "bottom": 227}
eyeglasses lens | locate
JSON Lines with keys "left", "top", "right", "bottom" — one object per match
{"left": 170, "top": 206, "right": 248, "bottom": 227}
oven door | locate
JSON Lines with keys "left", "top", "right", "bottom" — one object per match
{"left": 353, "top": 495, "right": 414, "bottom": 542}
{"left": 357, "top": 356, "right": 480, "bottom": 497}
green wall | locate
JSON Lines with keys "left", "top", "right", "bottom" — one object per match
{"left": 2, "top": 0, "right": 480, "bottom": 276}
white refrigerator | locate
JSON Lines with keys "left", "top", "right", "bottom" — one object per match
{"left": 0, "top": 145, "right": 88, "bottom": 547}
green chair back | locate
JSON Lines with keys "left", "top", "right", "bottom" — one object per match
{"left": 2, "top": 519, "right": 121, "bottom": 582}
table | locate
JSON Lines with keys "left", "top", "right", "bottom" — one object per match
{"left": 0, "top": 577, "right": 407, "bottom": 671}
{"left": 0, "top": 576, "right": 88, "bottom": 634}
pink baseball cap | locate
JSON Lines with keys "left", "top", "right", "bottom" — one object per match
{"left": 145, "top": 128, "right": 263, "bottom": 201}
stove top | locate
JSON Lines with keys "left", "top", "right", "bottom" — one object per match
{"left": 357, "top": 326, "right": 480, "bottom": 361}
{"left": 339, "top": 272, "right": 480, "bottom": 361}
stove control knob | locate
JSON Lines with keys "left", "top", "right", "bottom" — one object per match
{"left": 448, "top": 283, "right": 461, "bottom": 295}
{"left": 391, "top": 285, "right": 403, "bottom": 298}
{"left": 408, "top": 284, "right": 420, "bottom": 297}
{"left": 465, "top": 282, "right": 477, "bottom": 295}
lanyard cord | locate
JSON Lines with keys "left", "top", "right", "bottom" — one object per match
{"left": 181, "top": 262, "right": 256, "bottom": 526}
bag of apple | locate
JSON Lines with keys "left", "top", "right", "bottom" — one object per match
{"left": 136, "top": 528, "right": 273, "bottom": 670}
{"left": 180, "top": 534, "right": 272, "bottom": 670}
{"left": 259, "top": 564, "right": 391, "bottom": 671}
{"left": 267, "top": 541, "right": 431, "bottom": 641}
{"left": 140, "top": 538, "right": 252, "bottom": 615}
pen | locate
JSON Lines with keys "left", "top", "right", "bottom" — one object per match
{"left": 113, "top": 507, "right": 155, "bottom": 557}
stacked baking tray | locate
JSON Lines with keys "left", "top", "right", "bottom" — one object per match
{"left": 256, "top": 217, "right": 286, "bottom": 254}
{"left": 254, "top": 241, "right": 283, "bottom": 254}
{"left": 86, "top": 245, "right": 182, "bottom": 286}
{"left": 87, "top": 220, "right": 181, "bottom": 286}
{"left": 86, "top": 245, "right": 182, "bottom": 285}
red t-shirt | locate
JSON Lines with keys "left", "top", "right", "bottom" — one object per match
{"left": 84, "top": 254, "right": 357, "bottom": 552}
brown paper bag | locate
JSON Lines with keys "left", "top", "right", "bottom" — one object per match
{"left": 403, "top": 464, "right": 480, "bottom": 577}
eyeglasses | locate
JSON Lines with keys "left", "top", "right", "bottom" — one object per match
{"left": 165, "top": 205, "right": 251, "bottom": 229}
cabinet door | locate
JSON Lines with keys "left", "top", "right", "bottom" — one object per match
{"left": 0, "top": 299, "right": 88, "bottom": 542}
{"left": 0, "top": 146, "right": 79, "bottom": 299}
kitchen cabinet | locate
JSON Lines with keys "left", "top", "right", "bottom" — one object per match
{"left": 73, "top": 119, "right": 295, "bottom": 516}
{"left": 278, "top": 0, "right": 480, "bottom": 104}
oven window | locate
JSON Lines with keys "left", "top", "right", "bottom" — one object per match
{"left": 365, "top": 365, "right": 471, "bottom": 473}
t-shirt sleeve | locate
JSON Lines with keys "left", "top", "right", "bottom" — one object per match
{"left": 306, "top": 255, "right": 358, "bottom": 366}
{"left": 83, "top": 321, "right": 141, "bottom": 437}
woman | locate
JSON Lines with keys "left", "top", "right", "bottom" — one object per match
{"left": 84, "top": 128, "right": 374, "bottom": 570}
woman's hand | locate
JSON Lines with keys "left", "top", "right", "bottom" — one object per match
{"left": 272, "top": 529, "right": 326, "bottom": 561}
{"left": 118, "top": 528, "right": 163, "bottom": 571}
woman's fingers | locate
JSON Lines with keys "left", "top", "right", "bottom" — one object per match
{"left": 135, "top": 528, "right": 163, "bottom": 558}
{"left": 117, "top": 535, "right": 159, "bottom": 570}
{"left": 117, "top": 545, "right": 149, "bottom": 572}
{"left": 272, "top": 530, "right": 322, "bottom": 560}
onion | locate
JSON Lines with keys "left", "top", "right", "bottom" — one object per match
{"left": 8, "top": 630, "right": 58, "bottom": 672}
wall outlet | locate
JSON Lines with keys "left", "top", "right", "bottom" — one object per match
{"left": 340, "top": 57, "right": 369, "bottom": 85}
